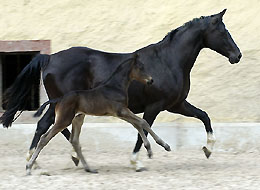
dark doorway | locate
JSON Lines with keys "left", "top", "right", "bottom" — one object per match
{"left": 0, "top": 52, "right": 40, "bottom": 110}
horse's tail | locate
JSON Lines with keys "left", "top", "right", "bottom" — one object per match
{"left": 33, "top": 98, "right": 60, "bottom": 117}
{"left": 0, "top": 54, "right": 50, "bottom": 128}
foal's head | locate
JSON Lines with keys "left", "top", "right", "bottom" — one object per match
{"left": 130, "top": 55, "right": 153, "bottom": 85}
{"left": 203, "top": 9, "right": 242, "bottom": 64}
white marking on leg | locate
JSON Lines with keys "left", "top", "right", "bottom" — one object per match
{"left": 130, "top": 152, "right": 145, "bottom": 171}
{"left": 206, "top": 132, "right": 216, "bottom": 152}
{"left": 130, "top": 152, "right": 138, "bottom": 164}
{"left": 26, "top": 148, "right": 35, "bottom": 161}
{"left": 26, "top": 148, "right": 40, "bottom": 169}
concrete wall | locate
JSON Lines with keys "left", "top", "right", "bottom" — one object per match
{"left": 0, "top": 0, "right": 260, "bottom": 122}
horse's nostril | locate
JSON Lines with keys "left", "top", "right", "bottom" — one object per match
{"left": 238, "top": 53, "right": 242, "bottom": 59}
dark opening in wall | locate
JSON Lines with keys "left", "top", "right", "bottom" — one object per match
{"left": 0, "top": 52, "right": 40, "bottom": 110}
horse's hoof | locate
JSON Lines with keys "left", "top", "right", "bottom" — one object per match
{"left": 85, "top": 168, "right": 98, "bottom": 174}
{"left": 164, "top": 144, "right": 171, "bottom": 152}
{"left": 71, "top": 156, "right": 80, "bottom": 166}
{"left": 136, "top": 167, "right": 148, "bottom": 172}
{"left": 202, "top": 146, "right": 212, "bottom": 159}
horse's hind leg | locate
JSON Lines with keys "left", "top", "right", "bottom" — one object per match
{"left": 167, "top": 100, "right": 216, "bottom": 158}
{"left": 70, "top": 114, "right": 97, "bottom": 173}
{"left": 26, "top": 104, "right": 55, "bottom": 169}
{"left": 118, "top": 108, "right": 171, "bottom": 158}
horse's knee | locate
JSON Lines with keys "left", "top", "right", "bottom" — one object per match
{"left": 198, "top": 111, "right": 210, "bottom": 124}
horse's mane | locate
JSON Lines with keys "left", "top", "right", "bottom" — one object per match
{"left": 162, "top": 16, "right": 208, "bottom": 42}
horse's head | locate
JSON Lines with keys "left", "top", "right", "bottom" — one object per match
{"left": 130, "top": 55, "right": 153, "bottom": 85}
{"left": 203, "top": 9, "right": 242, "bottom": 64}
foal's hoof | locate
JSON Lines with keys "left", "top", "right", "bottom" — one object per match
{"left": 26, "top": 165, "right": 32, "bottom": 176}
{"left": 85, "top": 168, "right": 98, "bottom": 174}
{"left": 164, "top": 144, "right": 171, "bottom": 152}
{"left": 26, "top": 170, "right": 32, "bottom": 176}
{"left": 202, "top": 146, "right": 212, "bottom": 159}
{"left": 147, "top": 151, "right": 153, "bottom": 159}
{"left": 71, "top": 156, "right": 80, "bottom": 166}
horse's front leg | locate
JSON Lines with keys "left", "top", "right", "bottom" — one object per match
{"left": 167, "top": 100, "right": 216, "bottom": 158}
{"left": 131, "top": 102, "right": 164, "bottom": 171}
{"left": 130, "top": 111, "right": 159, "bottom": 172}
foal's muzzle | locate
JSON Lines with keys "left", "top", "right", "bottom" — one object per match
{"left": 146, "top": 77, "right": 153, "bottom": 85}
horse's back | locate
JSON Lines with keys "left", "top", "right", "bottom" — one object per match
{"left": 42, "top": 46, "right": 132, "bottom": 99}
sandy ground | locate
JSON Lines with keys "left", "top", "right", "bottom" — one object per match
{"left": 0, "top": 123, "right": 260, "bottom": 190}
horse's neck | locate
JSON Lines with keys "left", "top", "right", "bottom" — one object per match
{"left": 166, "top": 27, "right": 204, "bottom": 75}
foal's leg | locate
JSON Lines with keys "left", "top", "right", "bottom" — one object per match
{"left": 26, "top": 109, "right": 75, "bottom": 175}
{"left": 27, "top": 104, "right": 71, "bottom": 163}
{"left": 167, "top": 100, "right": 216, "bottom": 158}
{"left": 118, "top": 108, "right": 171, "bottom": 157}
{"left": 70, "top": 114, "right": 85, "bottom": 166}
{"left": 131, "top": 110, "right": 160, "bottom": 171}
{"left": 70, "top": 114, "right": 97, "bottom": 173}
{"left": 26, "top": 124, "right": 67, "bottom": 175}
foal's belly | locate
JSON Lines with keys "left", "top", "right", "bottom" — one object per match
{"left": 77, "top": 94, "right": 118, "bottom": 117}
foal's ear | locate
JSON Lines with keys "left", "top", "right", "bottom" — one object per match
{"left": 212, "top": 9, "right": 227, "bottom": 24}
{"left": 133, "top": 53, "right": 138, "bottom": 60}
{"left": 132, "top": 53, "right": 139, "bottom": 64}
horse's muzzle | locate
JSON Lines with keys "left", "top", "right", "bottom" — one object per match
{"left": 229, "top": 52, "right": 242, "bottom": 64}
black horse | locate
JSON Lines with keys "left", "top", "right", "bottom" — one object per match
{"left": 26, "top": 54, "right": 170, "bottom": 175}
{"left": 1, "top": 9, "right": 241, "bottom": 171}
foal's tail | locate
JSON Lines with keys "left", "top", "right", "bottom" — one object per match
{"left": 34, "top": 98, "right": 60, "bottom": 117}
{"left": 0, "top": 54, "right": 50, "bottom": 128}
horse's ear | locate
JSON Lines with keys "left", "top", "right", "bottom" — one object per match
{"left": 212, "top": 9, "right": 227, "bottom": 24}
{"left": 219, "top": 9, "right": 227, "bottom": 18}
